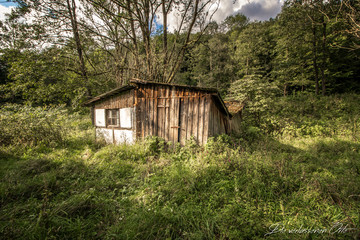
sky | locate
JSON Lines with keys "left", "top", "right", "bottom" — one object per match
{"left": 211, "top": 0, "right": 283, "bottom": 22}
{"left": 0, "top": 0, "right": 284, "bottom": 24}
{"left": 0, "top": 1, "right": 16, "bottom": 21}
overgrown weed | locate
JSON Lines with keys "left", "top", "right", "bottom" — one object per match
{"left": 1, "top": 95, "right": 360, "bottom": 239}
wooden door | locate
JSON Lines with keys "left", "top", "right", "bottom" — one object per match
{"left": 156, "top": 87, "right": 181, "bottom": 145}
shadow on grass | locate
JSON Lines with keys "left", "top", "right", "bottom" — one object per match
{"left": 1, "top": 135, "right": 359, "bottom": 240}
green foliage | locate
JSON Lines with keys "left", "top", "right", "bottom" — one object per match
{"left": 0, "top": 104, "right": 67, "bottom": 147}
{"left": 233, "top": 21, "right": 275, "bottom": 78}
{"left": 1, "top": 94, "right": 360, "bottom": 239}
{"left": 223, "top": 13, "right": 249, "bottom": 33}
{"left": 256, "top": 93, "right": 360, "bottom": 139}
{"left": 227, "top": 74, "right": 280, "bottom": 125}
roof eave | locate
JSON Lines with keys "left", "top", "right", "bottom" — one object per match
{"left": 129, "top": 79, "right": 218, "bottom": 93}
{"left": 83, "top": 85, "right": 135, "bottom": 106}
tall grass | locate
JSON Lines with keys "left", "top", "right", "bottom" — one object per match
{"left": 0, "top": 94, "right": 360, "bottom": 239}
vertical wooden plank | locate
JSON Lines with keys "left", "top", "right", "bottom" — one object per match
{"left": 179, "top": 97, "right": 185, "bottom": 146}
{"left": 157, "top": 86, "right": 163, "bottom": 138}
{"left": 219, "top": 108, "right": 224, "bottom": 134}
{"left": 148, "top": 85, "right": 153, "bottom": 136}
{"left": 212, "top": 104, "right": 216, "bottom": 137}
{"left": 170, "top": 86, "right": 175, "bottom": 144}
{"left": 198, "top": 96, "right": 204, "bottom": 145}
{"left": 225, "top": 116, "right": 230, "bottom": 134}
{"left": 148, "top": 86, "right": 152, "bottom": 135}
{"left": 216, "top": 104, "right": 221, "bottom": 135}
{"left": 140, "top": 86, "right": 146, "bottom": 139}
{"left": 145, "top": 87, "right": 148, "bottom": 136}
{"left": 218, "top": 114, "right": 222, "bottom": 135}
{"left": 187, "top": 91, "right": 194, "bottom": 141}
{"left": 139, "top": 87, "right": 143, "bottom": 138}
{"left": 213, "top": 104, "right": 217, "bottom": 137}
{"left": 132, "top": 92, "right": 137, "bottom": 141}
{"left": 203, "top": 95, "right": 210, "bottom": 143}
{"left": 175, "top": 97, "right": 181, "bottom": 143}
{"left": 180, "top": 95, "right": 189, "bottom": 146}
{"left": 208, "top": 101, "right": 212, "bottom": 138}
{"left": 221, "top": 110, "right": 225, "bottom": 134}
{"left": 163, "top": 86, "right": 167, "bottom": 139}
{"left": 151, "top": 85, "right": 155, "bottom": 135}
{"left": 173, "top": 89, "right": 180, "bottom": 144}
{"left": 221, "top": 111, "right": 224, "bottom": 134}
{"left": 154, "top": 85, "right": 158, "bottom": 137}
{"left": 152, "top": 85, "right": 156, "bottom": 135}
{"left": 164, "top": 87, "right": 170, "bottom": 141}
{"left": 144, "top": 86, "right": 148, "bottom": 138}
{"left": 135, "top": 89, "right": 142, "bottom": 139}
{"left": 192, "top": 93, "right": 199, "bottom": 143}
{"left": 212, "top": 104, "right": 217, "bottom": 137}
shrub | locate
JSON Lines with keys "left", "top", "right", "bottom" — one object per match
{"left": 0, "top": 104, "right": 66, "bottom": 147}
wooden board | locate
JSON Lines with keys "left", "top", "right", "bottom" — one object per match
{"left": 187, "top": 93, "right": 193, "bottom": 141}
{"left": 164, "top": 87, "right": 170, "bottom": 141}
{"left": 203, "top": 95, "right": 210, "bottom": 142}
{"left": 94, "top": 89, "right": 135, "bottom": 109}
{"left": 192, "top": 93, "right": 199, "bottom": 143}
{"left": 198, "top": 96, "right": 204, "bottom": 145}
{"left": 173, "top": 95, "right": 180, "bottom": 144}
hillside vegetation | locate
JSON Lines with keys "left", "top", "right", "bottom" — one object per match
{"left": 1, "top": 94, "right": 360, "bottom": 239}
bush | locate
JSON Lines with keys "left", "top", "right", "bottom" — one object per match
{"left": 0, "top": 104, "right": 66, "bottom": 147}
{"left": 246, "top": 93, "right": 360, "bottom": 138}
{"left": 1, "top": 94, "right": 360, "bottom": 239}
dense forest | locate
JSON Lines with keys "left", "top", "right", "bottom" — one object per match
{"left": 1, "top": 0, "right": 360, "bottom": 239}
{"left": 1, "top": 0, "right": 360, "bottom": 107}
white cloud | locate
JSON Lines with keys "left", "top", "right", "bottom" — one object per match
{"left": 157, "top": 0, "right": 283, "bottom": 33}
{"left": 211, "top": 0, "right": 246, "bottom": 23}
{"left": 213, "top": 0, "right": 283, "bottom": 22}
{"left": 238, "top": 0, "right": 283, "bottom": 21}
{"left": 0, "top": 5, "right": 14, "bottom": 21}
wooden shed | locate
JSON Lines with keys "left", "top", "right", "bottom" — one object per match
{"left": 84, "top": 79, "right": 241, "bottom": 145}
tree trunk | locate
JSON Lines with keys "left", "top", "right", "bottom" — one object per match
{"left": 66, "top": 0, "right": 91, "bottom": 97}
{"left": 127, "top": 0, "right": 139, "bottom": 78}
{"left": 162, "top": 0, "right": 168, "bottom": 82}
{"left": 166, "top": 0, "right": 200, "bottom": 83}
{"left": 312, "top": 22, "right": 319, "bottom": 95}
{"left": 321, "top": 17, "right": 327, "bottom": 96}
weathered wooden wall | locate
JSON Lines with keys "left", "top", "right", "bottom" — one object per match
{"left": 208, "top": 98, "right": 230, "bottom": 138}
{"left": 90, "top": 83, "right": 231, "bottom": 145}
{"left": 94, "top": 90, "right": 134, "bottom": 110}
{"left": 229, "top": 112, "right": 242, "bottom": 135}
{"left": 135, "top": 83, "right": 214, "bottom": 145}
{"left": 93, "top": 90, "right": 136, "bottom": 144}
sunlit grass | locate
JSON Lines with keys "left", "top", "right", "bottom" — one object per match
{"left": 1, "top": 94, "right": 360, "bottom": 239}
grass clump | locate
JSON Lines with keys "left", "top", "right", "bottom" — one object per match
{"left": 0, "top": 94, "right": 360, "bottom": 239}
{"left": 0, "top": 104, "right": 66, "bottom": 147}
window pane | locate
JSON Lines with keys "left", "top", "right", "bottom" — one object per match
{"left": 107, "top": 109, "right": 119, "bottom": 126}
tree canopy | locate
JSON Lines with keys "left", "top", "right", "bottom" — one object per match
{"left": 0, "top": 0, "right": 359, "bottom": 106}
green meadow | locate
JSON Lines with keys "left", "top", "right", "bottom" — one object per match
{"left": 1, "top": 94, "right": 359, "bottom": 239}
